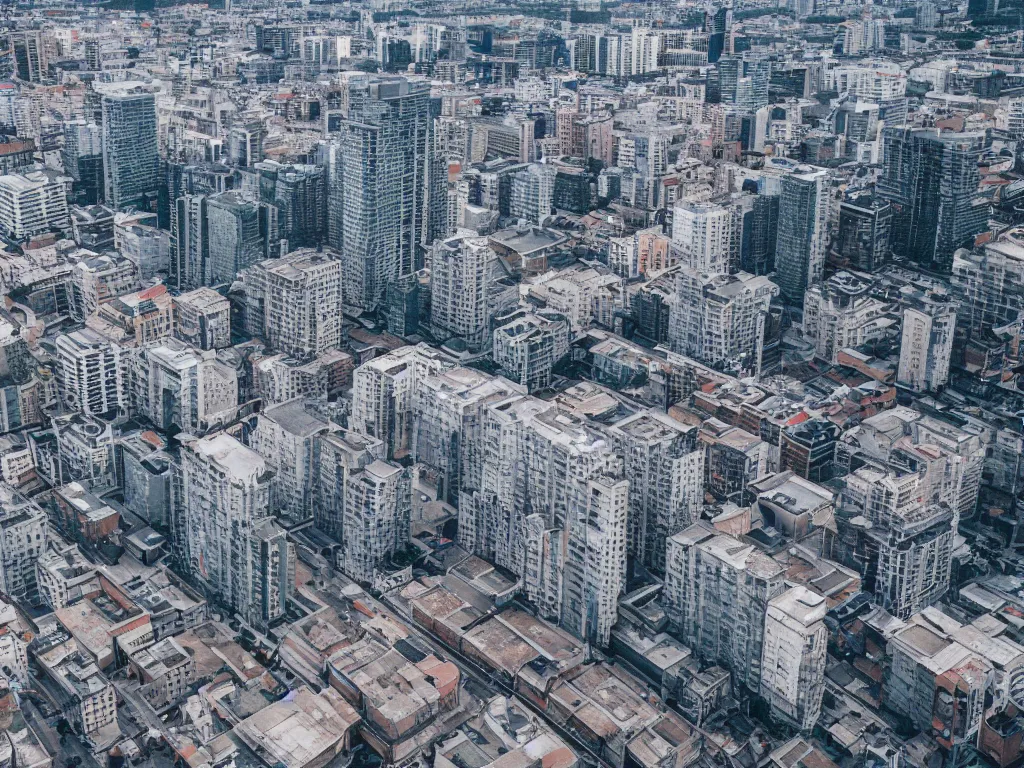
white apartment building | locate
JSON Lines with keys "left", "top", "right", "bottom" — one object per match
{"left": 759, "top": 587, "right": 828, "bottom": 732}
{"left": 341, "top": 459, "right": 410, "bottom": 585}
{"left": 54, "top": 327, "right": 125, "bottom": 417}
{"left": 802, "top": 272, "right": 896, "bottom": 363}
{"left": 350, "top": 344, "right": 455, "bottom": 460}
{"left": 492, "top": 307, "right": 571, "bottom": 392}
{"left": 671, "top": 201, "right": 735, "bottom": 274}
{"left": 173, "top": 287, "right": 232, "bottom": 350}
{"left": 430, "top": 236, "right": 497, "bottom": 351}
{"left": 243, "top": 249, "right": 343, "bottom": 360}
{"left": 897, "top": 289, "right": 956, "bottom": 393}
{"left": 315, "top": 430, "right": 385, "bottom": 541}
{"left": 0, "top": 483, "right": 47, "bottom": 605}
{"left": 0, "top": 170, "right": 70, "bottom": 241}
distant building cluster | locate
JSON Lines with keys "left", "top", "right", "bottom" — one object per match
{"left": 0, "top": 3, "right": 1022, "bottom": 768}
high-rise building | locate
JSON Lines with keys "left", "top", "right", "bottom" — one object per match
{"left": 608, "top": 410, "right": 703, "bottom": 573}
{"left": 429, "top": 236, "right": 503, "bottom": 352}
{"left": 341, "top": 459, "right": 410, "bottom": 584}
{"left": 759, "top": 587, "right": 828, "bottom": 732}
{"left": 315, "top": 430, "right": 385, "bottom": 541}
{"left": 12, "top": 31, "right": 48, "bottom": 83}
{"left": 879, "top": 128, "right": 988, "bottom": 273}
{"left": 671, "top": 201, "right": 735, "bottom": 274}
{"left": 510, "top": 164, "right": 556, "bottom": 224}
{"left": 663, "top": 522, "right": 785, "bottom": 693}
{"left": 742, "top": 193, "right": 778, "bottom": 275}
{"left": 775, "top": 167, "right": 830, "bottom": 306}
{"left": 173, "top": 288, "right": 232, "bottom": 350}
{"left": 242, "top": 249, "right": 343, "bottom": 360}
{"left": 952, "top": 226, "right": 1024, "bottom": 342}
{"left": 53, "top": 327, "right": 124, "bottom": 417}
{"left": 669, "top": 268, "right": 779, "bottom": 376}
{"left": 802, "top": 271, "right": 894, "bottom": 363}
{"left": 830, "top": 193, "right": 892, "bottom": 272}
{"left": 350, "top": 344, "right": 455, "bottom": 460}
{"left": 492, "top": 307, "right": 571, "bottom": 392}
{"left": 0, "top": 170, "right": 70, "bottom": 241}
{"left": 897, "top": 288, "right": 957, "bottom": 393}
{"left": 837, "top": 465, "right": 954, "bottom": 619}
{"left": 101, "top": 91, "right": 159, "bottom": 210}
{"left": 227, "top": 121, "right": 265, "bottom": 168}
{"left": 62, "top": 120, "right": 104, "bottom": 205}
{"left": 332, "top": 75, "right": 432, "bottom": 312}
{"left": 178, "top": 432, "right": 290, "bottom": 628}
{"left": 0, "top": 483, "right": 47, "bottom": 605}
{"left": 205, "top": 191, "right": 278, "bottom": 286}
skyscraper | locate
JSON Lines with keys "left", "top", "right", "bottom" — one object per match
{"left": 332, "top": 75, "right": 432, "bottom": 312}
{"left": 879, "top": 127, "right": 988, "bottom": 273}
{"left": 102, "top": 91, "right": 159, "bottom": 210}
{"left": 775, "top": 167, "right": 830, "bottom": 306}
{"left": 62, "top": 120, "right": 104, "bottom": 205}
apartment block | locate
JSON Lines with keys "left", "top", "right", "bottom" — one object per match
{"left": 801, "top": 271, "right": 895, "bottom": 363}
{"left": 0, "top": 483, "right": 47, "bottom": 605}
{"left": 54, "top": 327, "right": 125, "bottom": 417}
{"left": 314, "top": 430, "right": 385, "bottom": 542}
{"left": 0, "top": 170, "right": 71, "bottom": 241}
{"left": 341, "top": 459, "right": 410, "bottom": 585}
{"left": 671, "top": 201, "right": 735, "bottom": 274}
{"left": 897, "top": 288, "right": 956, "bottom": 393}
{"left": 173, "top": 287, "right": 231, "bottom": 350}
{"left": 663, "top": 522, "right": 785, "bottom": 693}
{"left": 492, "top": 307, "right": 571, "bottom": 392}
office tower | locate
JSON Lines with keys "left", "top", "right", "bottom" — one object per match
{"left": 663, "top": 522, "right": 785, "bottom": 693}
{"left": 242, "top": 249, "right": 343, "bottom": 360}
{"left": 510, "top": 164, "right": 556, "bottom": 224}
{"left": 101, "top": 91, "right": 159, "bottom": 210}
{"left": 227, "top": 121, "right": 264, "bottom": 168}
{"left": 742, "top": 193, "right": 778, "bottom": 275}
{"left": 205, "top": 191, "right": 277, "bottom": 285}
{"left": 62, "top": 121, "right": 104, "bottom": 205}
{"left": 12, "top": 31, "right": 47, "bottom": 83}
{"left": 608, "top": 410, "right": 703, "bottom": 573}
{"left": 706, "top": 7, "right": 732, "bottom": 63}
{"left": 173, "top": 192, "right": 277, "bottom": 290}
{"left": 716, "top": 57, "right": 770, "bottom": 110}
{"left": 897, "top": 289, "right": 957, "bottom": 393}
{"left": 672, "top": 201, "right": 735, "bottom": 274}
{"left": 831, "top": 193, "right": 892, "bottom": 272}
{"left": 130, "top": 340, "right": 238, "bottom": 433}
{"left": 429, "top": 236, "right": 500, "bottom": 352}
{"left": 332, "top": 75, "right": 431, "bottom": 312}
{"left": 315, "top": 430, "right": 386, "bottom": 541}
{"left": 775, "top": 167, "right": 830, "bottom": 305}
{"left": 879, "top": 128, "right": 988, "bottom": 273}
{"left": 53, "top": 328, "right": 124, "bottom": 417}
{"left": 492, "top": 307, "right": 571, "bottom": 392}
{"left": 350, "top": 344, "right": 455, "bottom": 460}
{"left": 251, "top": 400, "right": 332, "bottom": 525}
{"left": 413, "top": 368, "right": 524, "bottom": 506}
{"left": 838, "top": 466, "right": 955, "bottom": 619}
{"left": 669, "top": 268, "right": 779, "bottom": 376}
{"left": 0, "top": 484, "right": 47, "bottom": 605}
{"left": 248, "top": 162, "right": 324, "bottom": 252}
{"left": 0, "top": 170, "right": 70, "bottom": 241}
{"left": 802, "top": 272, "right": 893, "bottom": 363}
{"left": 178, "top": 432, "right": 287, "bottom": 627}
{"left": 759, "top": 587, "right": 828, "bottom": 732}
{"left": 341, "top": 458, "right": 411, "bottom": 584}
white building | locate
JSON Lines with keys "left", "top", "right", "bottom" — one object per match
{"left": 341, "top": 459, "right": 410, "bottom": 584}
{"left": 0, "top": 170, "right": 70, "bottom": 241}
{"left": 759, "top": 587, "right": 828, "bottom": 732}
{"left": 897, "top": 289, "right": 956, "bottom": 393}
{"left": 510, "top": 164, "right": 556, "bottom": 224}
{"left": 54, "top": 327, "right": 125, "bottom": 417}
{"left": 350, "top": 344, "right": 455, "bottom": 460}
{"left": 671, "top": 201, "right": 735, "bottom": 274}
{"left": 430, "top": 236, "right": 499, "bottom": 351}
{"left": 802, "top": 272, "right": 895, "bottom": 363}
{"left": 0, "top": 483, "right": 47, "bottom": 605}
{"left": 492, "top": 307, "right": 571, "bottom": 392}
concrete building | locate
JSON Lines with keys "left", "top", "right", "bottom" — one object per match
{"left": 350, "top": 344, "right": 455, "bottom": 460}
{"left": 802, "top": 271, "right": 895, "bottom": 363}
{"left": 608, "top": 410, "right": 703, "bottom": 573}
{"left": 173, "top": 287, "right": 231, "bottom": 350}
{"left": 837, "top": 465, "right": 954, "bottom": 619}
{"left": 131, "top": 339, "right": 238, "bottom": 433}
{"left": 251, "top": 399, "right": 332, "bottom": 525}
{"left": 510, "top": 164, "right": 556, "bottom": 224}
{"left": 669, "top": 268, "right": 778, "bottom": 376}
{"left": 243, "top": 249, "right": 343, "bottom": 360}
{"left": 34, "top": 637, "right": 117, "bottom": 743}
{"left": 54, "top": 327, "right": 125, "bottom": 417}
{"left": 897, "top": 288, "right": 956, "bottom": 393}
{"left": 128, "top": 636, "right": 196, "bottom": 711}
{"left": 759, "top": 587, "right": 828, "bottom": 732}
{"left": 430, "top": 236, "right": 508, "bottom": 352}
{"left": 671, "top": 201, "right": 735, "bottom": 274}
{"left": 340, "top": 459, "right": 410, "bottom": 584}
{"left": 93, "top": 284, "right": 173, "bottom": 347}
{"left": 492, "top": 307, "right": 570, "bottom": 392}
{"left": 0, "top": 483, "right": 47, "bottom": 605}
{"left": 177, "top": 433, "right": 287, "bottom": 628}
{"left": 68, "top": 252, "right": 137, "bottom": 323}
{"left": 314, "top": 430, "right": 385, "bottom": 542}
{"left": 116, "top": 219, "right": 170, "bottom": 280}
{"left": 0, "top": 170, "right": 71, "bottom": 241}
{"left": 663, "top": 522, "right": 785, "bottom": 693}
